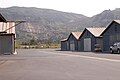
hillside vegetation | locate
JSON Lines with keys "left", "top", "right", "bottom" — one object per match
{"left": 1, "top": 7, "right": 120, "bottom": 43}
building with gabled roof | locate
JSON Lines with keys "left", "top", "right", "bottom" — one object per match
{"left": 86, "top": 28, "right": 106, "bottom": 37}
{"left": 78, "top": 27, "right": 105, "bottom": 52}
{"left": 61, "top": 32, "right": 82, "bottom": 51}
{"left": 71, "top": 32, "right": 82, "bottom": 40}
{"left": 101, "top": 20, "right": 120, "bottom": 52}
{"left": 61, "top": 20, "right": 120, "bottom": 53}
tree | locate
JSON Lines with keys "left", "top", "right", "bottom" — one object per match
{"left": 29, "top": 38, "right": 37, "bottom": 45}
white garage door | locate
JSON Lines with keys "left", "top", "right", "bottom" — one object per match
{"left": 84, "top": 38, "right": 91, "bottom": 51}
{"left": 70, "top": 41, "right": 75, "bottom": 51}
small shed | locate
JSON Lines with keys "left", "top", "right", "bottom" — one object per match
{"left": 61, "top": 32, "right": 82, "bottom": 51}
{"left": 101, "top": 20, "right": 120, "bottom": 52}
{"left": 78, "top": 27, "right": 106, "bottom": 52}
{"left": 67, "top": 32, "right": 82, "bottom": 51}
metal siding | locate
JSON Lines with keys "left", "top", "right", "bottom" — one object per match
{"left": 77, "top": 41, "right": 80, "bottom": 51}
{"left": 80, "top": 38, "right": 84, "bottom": 51}
{"left": 66, "top": 41, "right": 69, "bottom": 50}
{"left": 81, "top": 39, "right": 84, "bottom": 51}
{"left": 96, "top": 37, "right": 103, "bottom": 51}
{"left": 0, "top": 22, "right": 15, "bottom": 34}
{"left": 0, "top": 35, "right": 15, "bottom": 54}
{"left": 75, "top": 39, "right": 78, "bottom": 51}
{"left": 78, "top": 30, "right": 96, "bottom": 52}
{"left": 78, "top": 38, "right": 84, "bottom": 51}
{"left": 91, "top": 37, "right": 96, "bottom": 51}
{"left": 61, "top": 41, "right": 67, "bottom": 51}
{"left": 70, "top": 41, "right": 75, "bottom": 51}
{"left": 103, "top": 35, "right": 110, "bottom": 52}
{"left": 61, "top": 42, "right": 64, "bottom": 50}
{"left": 68, "top": 34, "right": 78, "bottom": 51}
{"left": 102, "top": 22, "right": 120, "bottom": 52}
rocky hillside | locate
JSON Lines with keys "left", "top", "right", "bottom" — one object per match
{"left": 0, "top": 7, "right": 89, "bottom": 42}
{"left": 0, "top": 7, "right": 120, "bottom": 42}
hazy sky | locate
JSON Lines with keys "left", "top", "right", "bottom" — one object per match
{"left": 1, "top": 0, "right": 120, "bottom": 17}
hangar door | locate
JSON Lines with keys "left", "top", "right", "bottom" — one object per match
{"left": 0, "top": 35, "right": 14, "bottom": 54}
{"left": 84, "top": 38, "right": 91, "bottom": 51}
{"left": 70, "top": 40, "right": 75, "bottom": 51}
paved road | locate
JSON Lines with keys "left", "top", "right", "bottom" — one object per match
{"left": 0, "top": 49, "right": 120, "bottom": 80}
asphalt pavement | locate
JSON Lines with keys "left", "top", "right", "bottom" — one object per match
{"left": 0, "top": 49, "right": 120, "bottom": 80}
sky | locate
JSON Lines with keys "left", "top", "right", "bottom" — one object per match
{"left": 1, "top": 0, "right": 120, "bottom": 17}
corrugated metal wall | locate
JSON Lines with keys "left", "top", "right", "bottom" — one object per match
{"left": 0, "top": 22, "right": 15, "bottom": 34}
{"left": 0, "top": 34, "right": 15, "bottom": 55}
{"left": 102, "top": 22, "right": 120, "bottom": 52}
{"left": 68, "top": 34, "right": 78, "bottom": 51}
{"left": 103, "top": 35, "right": 110, "bottom": 52}
{"left": 61, "top": 41, "right": 67, "bottom": 51}
{"left": 78, "top": 30, "right": 96, "bottom": 52}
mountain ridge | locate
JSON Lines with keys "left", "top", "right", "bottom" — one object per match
{"left": 0, "top": 7, "right": 120, "bottom": 42}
